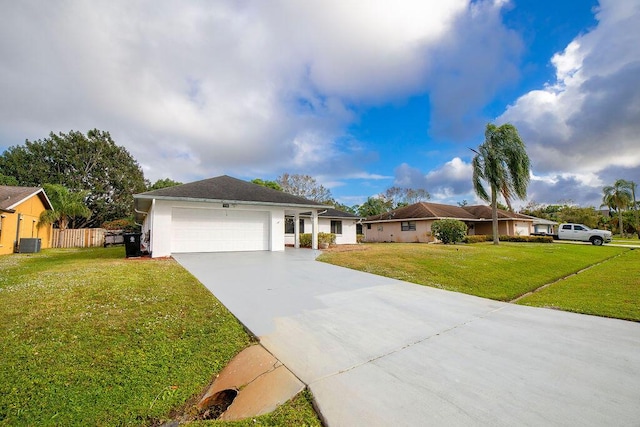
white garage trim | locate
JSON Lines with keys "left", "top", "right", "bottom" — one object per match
{"left": 171, "top": 207, "right": 270, "bottom": 253}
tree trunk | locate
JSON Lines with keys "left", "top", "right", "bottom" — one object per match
{"left": 618, "top": 211, "right": 624, "bottom": 238}
{"left": 632, "top": 185, "right": 639, "bottom": 239}
{"left": 58, "top": 216, "right": 69, "bottom": 248}
{"left": 491, "top": 186, "right": 499, "bottom": 245}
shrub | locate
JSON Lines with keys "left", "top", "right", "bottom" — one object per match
{"left": 318, "top": 232, "right": 336, "bottom": 245}
{"left": 299, "top": 233, "right": 312, "bottom": 248}
{"left": 464, "top": 235, "right": 490, "bottom": 243}
{"left": 527, "top": 235, "right": 554, "bottom": 243}
{"left": 463, "top": 234, "right": 554, "bottom": 243}
{"left": 431, "top": 219, "right": 467, "bottom": 244}
{"left": 102, "top": 218, "right": 138, "bottom": 232}
{"left": 298, "top": 233, "right": 336, "bottom": 247}
{"left": 356, "top": 234, "right": 365, "bottom": 243}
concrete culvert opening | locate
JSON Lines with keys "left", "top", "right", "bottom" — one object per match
{"left": 194, "top": 345, "right": 305, "bottom": 421}
{"left": 200, "top": 389, "right": 238, "bottom": 420}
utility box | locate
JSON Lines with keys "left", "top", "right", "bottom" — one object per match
{"left": 19, "top": 238, "right": 42, "bottom": 253}
{"left": 124, "top": 233, "right": 142, "bottom": 258}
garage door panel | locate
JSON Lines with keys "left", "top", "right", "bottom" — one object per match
{"left": 171, "top": 208, "right": 270, "bottom": 253}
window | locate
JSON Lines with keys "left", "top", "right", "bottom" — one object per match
{"left": 366, "top": 224, "right": 372, "bottom": 230}
{"left": 562, "top": 224, "right": 572, "bottom": 230}
{"left": 330, "top": 220, "right": 342, "bottom": 234}
{"left": 285, "top": 218, "right": 304, "bottom": 234}
{"left": 575, "top": 225, "right": 586, "bottom": 231}
{"left": 401, "top": 221, "right": 416, "bottom": 231}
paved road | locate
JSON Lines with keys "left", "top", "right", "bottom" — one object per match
{"left": 174, "top": 249, "right": 640, "bottom": 427}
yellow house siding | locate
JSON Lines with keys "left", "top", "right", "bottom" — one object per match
{"left": 0, "top": 196, "right": 52, "bottom": 255}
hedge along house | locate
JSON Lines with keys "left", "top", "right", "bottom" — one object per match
{"left": 0, "top": 186, "right": 53, "bottom": 255}
{"left": 284, "top": 208, "right": 362, "bottom": 246}
{"left": 363, "top": 202, "right": 535, "bottom": 243}
{"left": 133, "top": 175, "right": 331, "bottom": 258}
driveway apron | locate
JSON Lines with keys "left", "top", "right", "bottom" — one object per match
{"left": 174, "top": 249, "right": 640, "bottom": 427}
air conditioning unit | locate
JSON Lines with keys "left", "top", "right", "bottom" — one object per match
{"left": 19, "top": 238, "right": 41, "bottom": 253}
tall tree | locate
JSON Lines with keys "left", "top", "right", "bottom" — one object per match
{"left": 148, "top": 178, "right": 183, "bottom": 191}
{"left": 601, "top": 179, "right": 633, "bottom": 237}
{"left": 0, "top": 129, "right": 147, "bottom": 227}
{"left": 472, "top": 123, "right": 531, "bottom": 244}
{"left": 384, "top": 186, "right": 430, "bottom": 207}
{"left": 0, "top": 173, "right": 18, "bottom": 185}
{"left": 251, "top": 178, "right": 282, "bottom": 191}
{"left": 276, "top": 173, "right": 332, "bottom": 203}
{"left": 357, "top": 196, "right": 394, "bottom": 217}
{"left": 625, "top": 180, "right": 639, "bottom": 238}
{"left": 38, "top": 184, "right": 91, "bottom": 246}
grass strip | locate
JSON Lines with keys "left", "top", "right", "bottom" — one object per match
{"left": 516, "top": 249, "right": 640, "bottom": 321}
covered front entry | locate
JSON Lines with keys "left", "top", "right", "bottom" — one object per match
{"left": 171, "top": 207, "right": 270, "bottom": 253}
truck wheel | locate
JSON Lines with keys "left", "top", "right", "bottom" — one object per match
{"left": 591, "top": 236, "right": 603, "bottom": 246}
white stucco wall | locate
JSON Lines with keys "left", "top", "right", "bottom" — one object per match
{"left": 146, "top": 199, "right": 285, "bottom": 258}
{"left": 284, "top": 217, "right": 359, "bottom": 245}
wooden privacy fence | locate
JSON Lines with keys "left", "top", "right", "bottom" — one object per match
{"left": 51, "top": 228, "right": 106, "bottom": 248}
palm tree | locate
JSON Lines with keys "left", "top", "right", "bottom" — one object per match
{"left": 601, "top": 179, "right": 632, "bottom": 237}
{"left": 472, "top": 123, "right": 531, "bottom": 244}
{"left": 627, "top": 180, "right": 639, "bottom": 238}
{"left": 38, "top": 184, "right": 91, "bottom": 247}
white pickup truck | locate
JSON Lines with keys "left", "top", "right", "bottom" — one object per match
{"left": 556, "top": 223, "right": 612, "bottom": 246}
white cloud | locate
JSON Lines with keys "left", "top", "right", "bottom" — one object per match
{"left": 499, "top": 0, "right": 640, "bottom": 177}
{"left": 0, "top": 0, "right": 474, "bottom": 183}
{"left": 393, "top": 158, "right": 474, "bottom": 203}
{"left": 425, "top": 0, "right": 524, "bottom": 139}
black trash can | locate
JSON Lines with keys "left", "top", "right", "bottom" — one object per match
{"left": 123, "top": 233, "right": 142, "bottom": 258}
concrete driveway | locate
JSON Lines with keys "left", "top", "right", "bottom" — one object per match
{"left": 174, "top": 249, "right": 640, "bottom": 426}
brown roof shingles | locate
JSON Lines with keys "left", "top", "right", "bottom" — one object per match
{"left": 461, "top": 205, "right": 532, "bottom": 220}
{"left": 0, "top": 186, "right": 50, "bottom": 212}
{"left": 365, "top": 202, "right": 533, "bottom": 222}
{"left": 366, "top": 202, "right": 476, "bottom": 221}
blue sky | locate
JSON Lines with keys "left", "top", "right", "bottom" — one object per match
{"left": 1, "top": 0, "right": 638, "bottom": 209}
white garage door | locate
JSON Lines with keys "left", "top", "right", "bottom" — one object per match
{"left": 515, "top": 223, "right": 530, "bottom": 236}
{"left": 171, "top": 207, "right": 270, "bottom": 253}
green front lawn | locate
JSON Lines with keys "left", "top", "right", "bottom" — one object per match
{"left": 319, "top": 243, "right": 639, "bottom": 321}
{"left": 517, "top": 249, "right": 640, "bottom": 321}
{"left": 0, "top": 247, "right": 321, "bottom": 426}
{"left": 611, "top": 236, "right": 640, "bottom": 245}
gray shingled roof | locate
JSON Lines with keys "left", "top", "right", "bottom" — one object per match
{"left": 364, "top": 202, "right": 534, "bottom": 222}
{"left": 0, "top": 186, "right": 52, "bottom": 212}
{"left": 295, "top": 207, "right": 360, "bottom": 219}
{"left": 319, "top": 208, "right": 360, "bottom": 219}
{"left": 134, "top": 175, "right": 329, "bottom": 208}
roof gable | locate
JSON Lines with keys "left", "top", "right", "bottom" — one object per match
{"left": 134, "top": 175, "right": 328, "bottom": 208}
{"left": 0, "top": 186, "right": 53, "bottom": 212}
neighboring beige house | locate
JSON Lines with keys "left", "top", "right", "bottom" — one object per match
{"left": 363, "top": 202, "right": 536, "bottom": 243}
{"left": 527, "top": 216, "right": 558, "bottom": 235}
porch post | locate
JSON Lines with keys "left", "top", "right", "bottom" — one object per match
{"left": 312, "top": 210, "right": 318, "bottom": 250}
{"left": 294, "top": 212, "right": 300, "bottom": 248}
